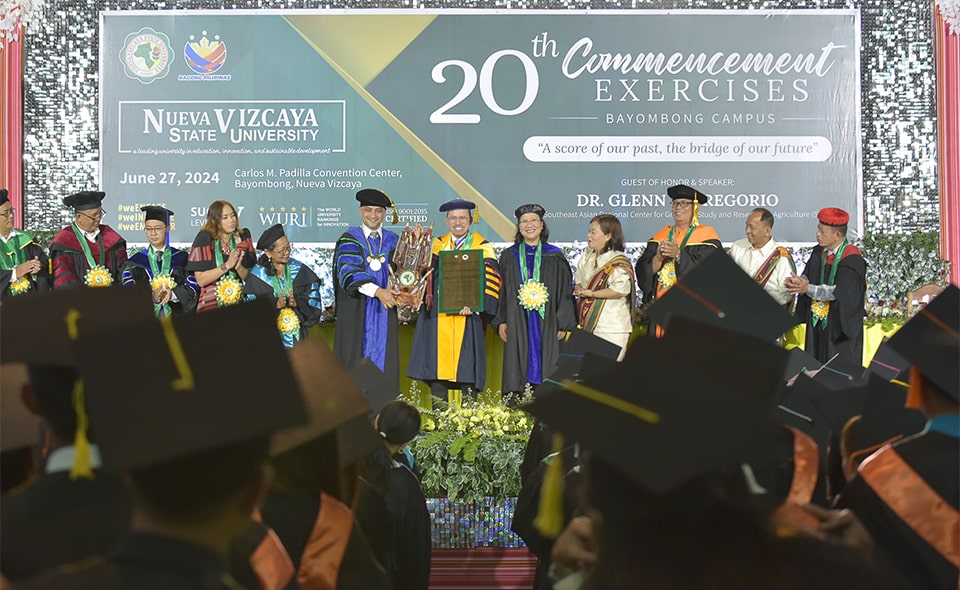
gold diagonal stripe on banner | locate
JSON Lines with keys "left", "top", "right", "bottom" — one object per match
{"left": 284, "top": 15, "right": 516, "bottom": 240}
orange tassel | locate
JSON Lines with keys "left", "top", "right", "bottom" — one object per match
{"left": 905, "top": 365, "right": 925, "bottom": 409}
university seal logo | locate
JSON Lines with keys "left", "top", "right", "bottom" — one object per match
{"left": 120, "top": 27, "right": 173, "bottom": 84}
{"left": 184, "top": 31, "right": 227, "bottom": 75}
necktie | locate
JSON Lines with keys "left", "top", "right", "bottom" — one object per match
{"left": 156, "top": 250, "right": 164, "bottom": 266}
{"left": 370, "top": 231, "right": 380, "bottom": 251}
{"left": 826, "top": 252, "right": 836, "bottom": 265}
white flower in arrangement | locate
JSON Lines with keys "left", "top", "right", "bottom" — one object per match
{"left": 936, "top": 1, "right": 959, "bottom": 33}
{"left": 0, "top": 0, "right": 43, "bottom": 48}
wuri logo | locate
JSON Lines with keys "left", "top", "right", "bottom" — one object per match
{"left": 184, "top": 31, "right": 227, "bottom": 75}
{"left": 259, "top": 205, "right": 313, "bottom": 229}
{"left": 121, "top": 27, "right": 173, "bottom": 84}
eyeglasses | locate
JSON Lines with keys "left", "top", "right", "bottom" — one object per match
{"left": 671, "top": 201, "right": 694, "bottom": 210}
{"left": 274, "top": 244, "right": 293, "bottom": 254}
{"left": 78, "top": 209, "right": 106, "bottom": 221}
{"left": 144, "top": 226, "right": 167, "bottom": 233}
{"left": 0, "top": 208, "right": 15, "bottom": 218}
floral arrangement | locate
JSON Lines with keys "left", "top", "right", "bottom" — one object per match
{"left": 214, "top": 275, "right": 243, "bottom": 306}
{"left": 517, "top": 279, "right": 549, "bottom": 313}
{"left": 410, "top": 393, "right": 534, "bottom": 502}
{"left": 149, "top": 274, "right": 176, "bottom": 293}
{"left": 84, "top": 266, "right": 112, "bottom": 287}
{"left": 8, "top": 275, "right": 30, "bottom": 295}
{"left": 277, "top": 307, "right": 300, "bottom": 334}
{"left": 860, "top": 232, "right": 949, "bottom": 325}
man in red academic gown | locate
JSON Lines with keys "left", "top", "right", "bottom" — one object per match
{"left": 49, "top": 191, "right": 127, "bottom": 289}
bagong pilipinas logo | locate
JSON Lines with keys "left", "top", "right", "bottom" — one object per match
{"left": 120, "top": 27, "right": 173, "bottom": 84}
{"left": 184, "top": 31, "right": 227, "bottom": 75}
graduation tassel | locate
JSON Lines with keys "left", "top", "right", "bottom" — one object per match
{"left": 472, "top": 206, "right": 479, "bottom": 224}
{"left": 533, "top": 432, "right": 566, "bottom": 539}
{"left": 692, "top": 198, "right": 701, "bottom": 228}
{"left": 904, "top": 365, "right": 925, "bottom": 409}
{"left": 70, "top": 379, "right": 94, "bottom": 480}
{"left": 385, "top": 192, "right": 399, "bottom": 225}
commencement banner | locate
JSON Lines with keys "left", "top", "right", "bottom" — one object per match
{"left": 100, "top": 10, "right": 861, "bottom": 244}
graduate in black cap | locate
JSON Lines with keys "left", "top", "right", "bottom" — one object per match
{"left": 229, "top": 336, "right": 390, "bottom": 590}
{"left": 786, "top": 207, "right": 867, "bottom": 366}
{"left": 837, "top": 285, "right": 959, "bottom": 590}
{"left": 185, "top": 199, "right": 257, "bottom": 313}
{"left": 407, "top": 198, "right": 501, "bottom": 399}
{"left": 0, "top": 188, "right": 50, "bottom": 298}
{"left": 242, "top": 224, "right": 325, "bottom": 348}
{"left": 0, "top": 287, "right": 155, "bottom": 582}
{"left": 527, "top": 343, "right": 910, "bottom": 590}
{"left": 23, "top": 301, "right": 309, "bottom": 589}
{"left": 491, "top": 204, "right": 577, "bottom": 394}
{"left": 48, "top": 190, "right": 127, "bottom": 289}
{"left": 355, "top": 399, "right": 431, "bottom": 590}
{"left": 121, "top": 206, "right": 199, "bottom": 316}
{"left": 634, "top": 184, "right": 722, "bottom": 307}
{"left": 333, "top": 189, "right": 402, "bottom": 393}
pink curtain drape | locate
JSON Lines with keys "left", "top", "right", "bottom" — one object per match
{"left": 936, "top": 5, "right": 959, "bottom": 285}
{"left": 1, "top": 36, "right": 24, "bottom": 227}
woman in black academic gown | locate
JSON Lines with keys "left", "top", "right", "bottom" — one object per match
{"left": 355, "top": 400, "right": 431, "bottom": 590}
{"left": 243, "top": 224, "right": 325, "bottom": 348}
{"left": 491, "top": 204, "right": 577, "bottom": 394}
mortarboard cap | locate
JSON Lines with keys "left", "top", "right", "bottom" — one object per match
{"left": 0, "top": 188, "right": 8, "bottom": 206}
{"left": 656, "top": 315, "right": 789, "bottom": 408}
{"left": 644, "top": 250, "right": 798, "bottom": 342}
{"left": 74, "top": 300, "right": 308, "bottom": 470}
{"left": 347, "top": 358, "right": 400, "bottom": 415}
{"left": 667, "top": 184, "right": 709, "bottom": 204}
{"left": 63, "top": 191, "right": 105, "bottom": 212}
{"left": 526, "top": 348, "right": 782, "bottom": 495}
{"left": 256, "top": 223, "right": 286, "bottom": 252}
{"left": 862, "top": 339, "right": 910, "bottom": 384}
{"left": 851, "top": 375, "right": 925, "bottom": 452}
{"left": 334, "top": 414, "right": 385, "bottom": 468}
{"left": 775, "top": 374, "right": 865, "bottom": 453}
{"left": 356, "top": 188, "right": 391, "bottom": 209}
{"left": 141, "top": 206, "right": 174, "bottom": 224}
{"left": 272, "top": 336, "right": 374, "bottom": 458}
{"left": 817, "top": 208, "right": 849, "bottom": 227}
{"left": 355, "top": 189, "right": 398, "bottom": 225}
{"left": 807, "top": 354, "right": 867, "bottom": 391}
{"left": 514, "top": 204, "right": 546, "bottom": 220}
{"left": 0, "top": 285, "right": 154, "bottom": 366}
{"left": 439, "top": 199, "right": 476, "bottom": 213}
{"left": 560, "top": 329, "right": 622, "bottom": 363}
{"left": 1, "top": 363, "right": 42, "bottom": 451}
{"left": 885, "top": 284, "right": 959, "bottom": 402}
{"left": 783, "top": 348, "right": 822, "bottom": 384}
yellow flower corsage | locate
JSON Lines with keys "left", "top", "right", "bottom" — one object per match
{"left": 150, "top": 274, "right": 177, "bottom": 292}
{"left": 8, "top": 276, "right": 31, "bottom": 296}
{"left": 215, "top": 275, "right": 243, "bottom": 306}
{"left": 811, "top": 299, "right": 830, "bottom": 321}
{"left": 517, "top": 279, "right": 549, "bottom": 314}
{"left": 84, "top": 265, "right": 113, "bottom": 287}
{"left": 277, "top": 308, "right": 301, "bottom": 334}
{"left": 658, "top": 260, "right": 678, "bottom": 290}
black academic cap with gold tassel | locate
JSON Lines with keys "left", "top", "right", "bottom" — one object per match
{"left": 532, "top": 431, "right": 567, "bottom": 539}
{"left": 525, "top": 342, "right": 780, "bottom": 498}
{"left": 0, "top": 285, "right": 155, "bottom": 478}
{"left": 73, "top": 300, "right": 308, "bottom": 471}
